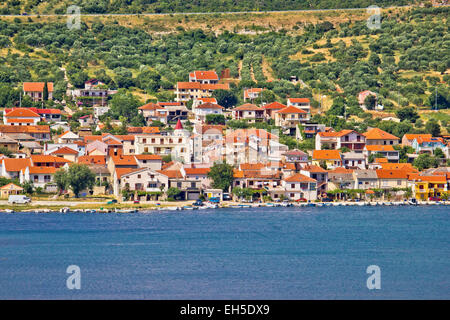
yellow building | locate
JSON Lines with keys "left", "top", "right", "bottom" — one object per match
{"left": 411, "top": 175, "right": 447, "bottom": 200}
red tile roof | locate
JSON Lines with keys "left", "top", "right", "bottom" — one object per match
{"left": 284, "top": 173, "right": 317, "bottom": 183}
{"left": 288, "top": 98, "right": 310, "bottom": 103}
{"left": 31, "top": 155, "right": 72, "bottom": 163}
{"left": 275, "top": 105, "right": 307, "bottom": 114}
{"left": 232, "top": 103, "right": 262, "bottom": 111}
{"left": 50, "top": 147, "right": 78, "bottom": 155}
{"left": 5, "top": 108, "right": 40, "bottom": 118}
{"left": 376, "top": 169, "right": 409, "bottom": 179}
{"left": 363, "top": 128, "right": 399, "bottom": 140}
{"left": 111, "top": 155, "right": 137, "bottom": 166}
{"left": 184, "top": 168, "right": 210, "bottom": 175}
{"left": 312, "top": 150, "right": 341, "bottom": 160}
{"left": 2, "top": 158, "right": 32, "bottom": 172}
{"left": 77, "top": 155, "right": 106, "bottom": 165}
{"left": 196, "top": 102, "right": 223, "bottom": 110}
{"left": 190, "top": 70, "right": 219, "bottom": 80}
{"left": 262, "top": 102, "right": 286, "bottom": 110}
{"left": 23, "top": 82, "right": 53, "bottom": 92}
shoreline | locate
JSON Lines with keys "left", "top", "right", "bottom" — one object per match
{"left": 2, "top": 200, "right": 449, "bottom": 213}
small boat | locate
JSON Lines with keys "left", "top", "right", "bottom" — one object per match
{"left": 4, "top": 209, "right": 14, "bottom": 213}
{"left": 306, "top": 203, "right": 316, "bottom": 207}
{"left": 60, "top": 207, "right": 70, "bottom": 213}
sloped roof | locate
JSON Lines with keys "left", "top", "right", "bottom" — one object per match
{"left": 288, "top": 98, "right": 310, "bottom": 103}
{"left": 5, "top": 108, "right": 40, "bottom": 118}
{"left": 275, "top": 105, "right": 307, "bottom": 114}
{"left": 3, "top": 158, "right": 32, "bottom": 172}
{"left": 363, "top": 128, "right": 399, "bottom": 140}
{"left": 23, "top": 82, "right": 53, "bottom": 92}
{"left": 312, "top": 150, "right": 341, "bottom": 160}
{"left": 190, "top": 70, "right": 219, "bottom": 80}
{"left": 284, "top": 173, "right": 316, "bottom": 183}
{"left": 196, "top": 102, "right": 223, "bottom": 110}
{"left": 232, "top": 103, "right": 262, "bottom": 111}
{"left": 50, "top": 147, "right": 78, "bottom": 155}
{"left": 262, "top": 102, "right": 286, "bottom": 110}
{"left": 365, "top": 145, "right": 395, "bottom": 152}
{"left": 376, "top": 169, "right": 409, "bottom": 179}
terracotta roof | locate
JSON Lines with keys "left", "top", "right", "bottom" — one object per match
{"left": 232, "top": 103, "right": 261, "bottom": 111}
{"left": 244, "top": 88, "right": 263, "bottom": 98}
{"left": 415, "top": 136, "right": 444, "bottom": 144}
{"left": 77, "top": 155, "right": 106, "bottom": 165}
{"left": 138, "top": 103, "right": 162, "bottom": 110}
{"left": 411, "top": 175, "right": 447, "bottom": 182}
{"left": 403, "top": 134, "right": 432, "bottom": 141}
{"left": 233, "top": 169, "right": 244, "bottom": 178}
{"left": 363, "top": 128, "right": 399, "bottom": 140}
{"left": 197, "top": 124, "right": 225, "bottom": 134}
{"left": 375, "top": 158, "right": 389, "bottom": 163}
{"left": 283, "top": 149, "right": 308, "bottom": 156}
{"left": 23, "top": 82, "right": 53, "bottom": 92}
{"left": 115, "top": 168, "right": 141, "bottom": 179}
{"left": 376, "top": 169, "right": 409, "bottom": 179}
{"left": 196, "top": 102, "right": 223, "bottom": 110}
{"left": 313, "top": 150, "right": 341, "bottom": 160}
{"left": 157, "top": 170, "right": 183, "bottom": 179}
{"left": 0, "top": 183, "right": 23, "bottom": 190}
{"left": 197, "top": 97, "right": 217, "bottom": 103}
{"left": 262, "top": 102, "right": 286, "bottom": 110}
{"left": 275, "top": 105, "right": 307, "bottom": 114}
{"left": 184, "top": 168, "right": 210, "bottom": 175}
{"left": 190, "top": 70, "right": 219, "bottom": 80}
{"left": 302, "top": 165, "right": 328, "bottom": 173}
{"left": 27, "top": 166, "right": 57, "bottom": 174}
{"left": 284, "top": 173, "right": 317, "bottom": 183}
{"left": 50, "top": 147, "right": 78, "bottom": 155}
{"left": 288, "top": 98, "right": 310, "bottom": 103}
{"left": 157, "top": 102, "right": 182, "bottom": 107}
{"left": 0, "top": 125, "right": 50, "bottom": 134}
{"left": 330, "top": 167, "right": 354, "bottom": 174}
{"left": 111, "top": 155, "right": 137, "bottom": 166}
{"left": 365, "top": 145, "right": 395, "bottom": 152}
{"left": 2, "top": 158, "right": 32, "bottom": 172}
{"left": 127, "top": 127, "right": 160, "bottom": 134}
{"left": 134, "top": 155, "right": 162, "bottom": 161}
{"left": 6, "top": 119, "right": 35, "bottom": 123}
{"left": 5, "top": 108, "right": 40, "bottom": 118}
{"left": 31, "top": 155, "right": 72, "bottom": 163}
{"left": 380, "top": 163, "right": 417, "bottom": 172}
{"left": 240, "top": 163, "right": 266, "bottom": 171}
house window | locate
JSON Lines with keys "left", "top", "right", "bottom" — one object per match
{"left": 177, "top": 182, "right": 182, "bottom": 188}
{"left": 138, "top": 175, "right": 141, "bottom": 179}
{"left": 191, "top": 182, "right": 196, "bottom": 188}
{"left": 291, "top": 184, "right": 295, "bottom": 189}
{"left": 397, "top": 180, "right": 401, "bottom": 185}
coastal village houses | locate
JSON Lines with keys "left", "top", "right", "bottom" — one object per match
{"left": 0, "top": 69, "right": 448, "bottom": 203}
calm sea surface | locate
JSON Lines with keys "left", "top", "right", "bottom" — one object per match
{"left": 0, "top": 206, "right": 448, "bottom": 299}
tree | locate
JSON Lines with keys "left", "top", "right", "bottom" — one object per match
{"left": 207, "top": 162, "right": 234, "bottom": 191}
{"left": 364, "top": 94, "right": 377, "bottom": 110}
{"left": 425, "top": 120, "right": 441, "bottom": 136}
{"left": 205, "top": 114, "right": 225, "bottom": 125}
{"left": 0, "top": 147, "right": 13, "bottom": 157}
{"left": 54, "top": 168, "right": 69, "bottom": 194}
{"left": 434, "top": 148, "right": 444, "bottom": 159}
{"left": 21, "top": 181, "right": 34, "bottom": 195}
{"left": 43, "top": 81, "right": 48, "bottom": 101}
{"left": 212, "top": 89, "right": 238, "bottom": 109}
{"left": 109, "top": 90, "right": 142, "bottom": 121}
{"left": 166, "top": 187, "right": 182, "bottom": 200}
{"left": 413, "top": 153, "right": 438, "bottom": 171}
{"left": 396, "top": 107, "right": 419, "bottom": 123}
{"left": 55, "top": 164, "right": 95, "bottom": 197}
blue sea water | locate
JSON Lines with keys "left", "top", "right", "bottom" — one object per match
{"left": 0, "top": 206, "right": 448, "bottom": 299}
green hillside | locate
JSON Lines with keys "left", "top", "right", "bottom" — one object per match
{"left": 2, "top": 0, "right": 417, "bottom": 15}
{"left": 0, "top": 5, "right": 449, "bottom": 136}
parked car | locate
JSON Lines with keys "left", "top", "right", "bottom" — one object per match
{"left": 133, "top": 200, "right": 140, "bottom": 204}
{"left": 295, "top": 198, "right": 307, "bottom": 202}
{"left": 8, "top": 195, "right": 31, "bottom": 204}
{"left": 193, "top": 200, "right": 203, "bottom": 206}
{"left": 222, "top": 193, "right": 232, "bottom": 201}
{"left": 209, "top": 197, "right": 220, "bottom": 203}
{"left": 429, "top": 197, "right": 442, "bottom": 201}
{"left": 107, "top": 199, "right": 118, "bottom": 204}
